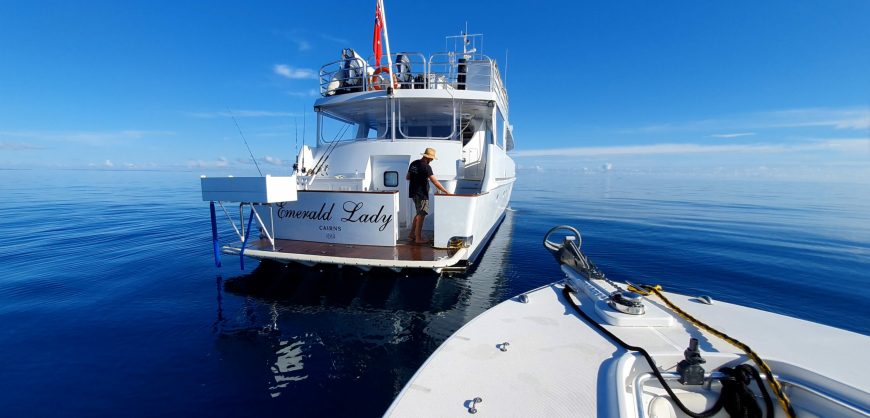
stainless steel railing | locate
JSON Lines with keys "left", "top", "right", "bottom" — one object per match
{"left": 319, "top": 51, "right": 509, "bottom": 106}
{"left": 319, "top": 56, "right": 370, "bottom": 96}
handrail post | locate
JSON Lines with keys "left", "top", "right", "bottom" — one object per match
{"left": 239, "top": 207, "right": 255, "bottom": 270}
{"left": 249, "top": 203, "right": 275, "bottom": 249}
{"left": 209, "top": 201, "right": 222, "bottom": 268}
{"left": 239, "top": 203, "right": 244, "bottom": 241}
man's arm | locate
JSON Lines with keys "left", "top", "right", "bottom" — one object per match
{"left": 429, "top": 175, "right": 450, "bottom": 194}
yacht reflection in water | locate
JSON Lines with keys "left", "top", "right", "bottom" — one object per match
{"left": 212, "top": 212, "right": 516, "bottom": 408}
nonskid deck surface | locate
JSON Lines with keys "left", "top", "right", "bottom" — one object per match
{"left": 234, "top": 236, "right": 460, "bottom": 264}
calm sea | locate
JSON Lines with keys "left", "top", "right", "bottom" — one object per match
{"left": 0, "top": 168, "right": 868, "bottom": 417}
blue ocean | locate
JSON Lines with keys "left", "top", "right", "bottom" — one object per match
{"left": 0, "top": 168, "right": 867, "bottom": 417}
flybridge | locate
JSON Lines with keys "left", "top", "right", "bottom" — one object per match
{"left": 323, "top": 1, "right": 507, "bottom": 102}
{"left": 317, "top": 34, "right": 509, "bottom": 113}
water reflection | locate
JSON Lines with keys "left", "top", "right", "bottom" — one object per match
{"left": 223, "top": 262, "right": 466, "bottom": 313}
{"left": 269, "top": 338, "right": 309, "bottom": 397}
{"left": 211, "top": 211, "right": 516, "bottom": 411}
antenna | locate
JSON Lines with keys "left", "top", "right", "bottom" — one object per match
{"left": 464, "top": 22, "right": 468, "bottom": 54}
{"left": 227, "top": 108, "right": 262, "bottom": 176}
{"left": 505, "top": 49, "right": 509, "bottom": 87}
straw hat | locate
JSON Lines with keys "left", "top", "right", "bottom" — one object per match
{"left": 421, "top": 147, "right": 437, "bottom": 160}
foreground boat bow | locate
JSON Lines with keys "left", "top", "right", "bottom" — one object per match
{"left": 386, "top": 226, "right": 870, "bottom": 417}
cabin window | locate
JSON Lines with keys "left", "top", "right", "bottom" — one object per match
{"left": 398, "top": 98, "right": 456, "bottom": 139}
{"left": 505, "top": 124, "right": 514, "bottom": 151}
{"left": 318, "top": 98, "right": 391, "bottom": 143}
{"left": 384, "top": 171, "right": 399, "bottom": 187}
{"left": 495, "top": 110, "right": 505, "bottom": 148}
{"left": 484, "top": 119, "right": 493, "bottom": 145}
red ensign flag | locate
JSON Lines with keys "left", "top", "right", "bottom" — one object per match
{"left": 373, "top": 1, "right": 383, "bottom": 68}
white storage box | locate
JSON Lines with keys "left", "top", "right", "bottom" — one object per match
{"left": 201, "top": 175, "right": 298, "bottom": 203}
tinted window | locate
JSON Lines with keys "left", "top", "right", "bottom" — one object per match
{"left": 384, "top": 171, "right": 399, "bottom": 187}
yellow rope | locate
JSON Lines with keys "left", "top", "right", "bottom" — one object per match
{"left": 628, "top": 284, "right": 796, "bottom": 418}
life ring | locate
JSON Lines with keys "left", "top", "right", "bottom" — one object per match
{"left": 369, "top": 67, "right": 399, "bottom": 91}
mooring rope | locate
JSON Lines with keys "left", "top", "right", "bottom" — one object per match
{"left": 628, "top": 284, "right": 796, "bottom": 418}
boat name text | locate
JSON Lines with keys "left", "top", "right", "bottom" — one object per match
{"left": 340, "top": 201, "right": 393, "bottom": 232}
{"left": 276, "top": 201, "right": 393, "bottom": 231}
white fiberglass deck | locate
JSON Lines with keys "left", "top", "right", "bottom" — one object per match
{"left": 386, "top": 281, "right": 870, "bottom": 417}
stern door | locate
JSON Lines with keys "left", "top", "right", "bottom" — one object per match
{"left": 371, "top": 155, "right": 412, "bottom": 228}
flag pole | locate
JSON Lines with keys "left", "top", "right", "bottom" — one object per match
{"left": 378, "top": 0, "right": 395, "bottom": 91}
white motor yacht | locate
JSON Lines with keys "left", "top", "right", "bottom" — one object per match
{"left": 201, "top": 23, "right": 515, "bottom": 274}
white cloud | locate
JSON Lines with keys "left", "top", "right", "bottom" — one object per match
{"left": 274, "top": 64, "right": 317, "bottom": 80}
{"left": 103, "top": 160, "right": 114, "bottom": 167}
{"left": 0, "top": 130, "right": 174, "bottom": 146}
{"left": 512, "top": 138, "right": 870, "bottom": 157}
{"left": 234, "top": 156, "right": 289, "bottom": 167}
{"left": 319, "top": 33, "right": 350, "bottom": 45}
{"left": 0, "top": 141, "right": 42, "bottom": 150}
{"left": 262, "top": 155, "right": 284, "bottom": 166}
{"left": 271, "top": 29, "right": 316, "bottom": 52}
{"left": 294, "top": 39, "right": 311, "bottom": 51}
{"left": 710, "top": 132, "right": 756, "bottom": 139}
{"left": 186, "top": 110, "right": 297, "bottom": 119}
{"left": 765, "top": 108, "right": 870, "bottom": 130}
{"left": 631, "top": 106, "right": 870, "bottom": 133}
{"left": 187, "top": 157, "right": 230, "bottom": 169}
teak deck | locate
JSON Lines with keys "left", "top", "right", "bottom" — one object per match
{"left": 242, "top": 237, "right": 460, "bottom": 263}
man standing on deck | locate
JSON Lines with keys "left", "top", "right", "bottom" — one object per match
{"left": 407, "top": 147, "right": 450, "bottom": 245}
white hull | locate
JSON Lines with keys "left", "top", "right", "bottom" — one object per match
{"left": 219, "top": 178, "right": 513, "bottom": 272}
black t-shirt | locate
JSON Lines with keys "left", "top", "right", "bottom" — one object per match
{"left": 407, "top": 159, "right": 433, "bottom": 199}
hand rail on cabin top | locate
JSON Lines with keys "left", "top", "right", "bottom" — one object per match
{"left": 319, "top": 51, "right": 508, "bottom": 109}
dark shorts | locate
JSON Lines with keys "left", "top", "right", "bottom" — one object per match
{"left": 413, "top": 197, "right": 429, "bottom": 216}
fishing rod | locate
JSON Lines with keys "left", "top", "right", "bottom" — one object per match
{"left": 298, "top": 106, "right": 308, "bottom": 175}
{"left": 293, "top": 117, "right": 300, "bottom": 173}
{"left": 302, "top": 124, "right": 349, "bottom": 188}
{"left": 227, "top": 108, "right": 263, "bottom": 176}
{"left": 309, "top": 122, "right": 351, "bottom": 176}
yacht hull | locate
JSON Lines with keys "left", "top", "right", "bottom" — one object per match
{"left": 222, "top": 179, "right": 514, "bottom": 272}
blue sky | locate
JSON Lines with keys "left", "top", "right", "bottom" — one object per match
{"left": 1, "top": 0, "right": 868, "bottom": 176}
